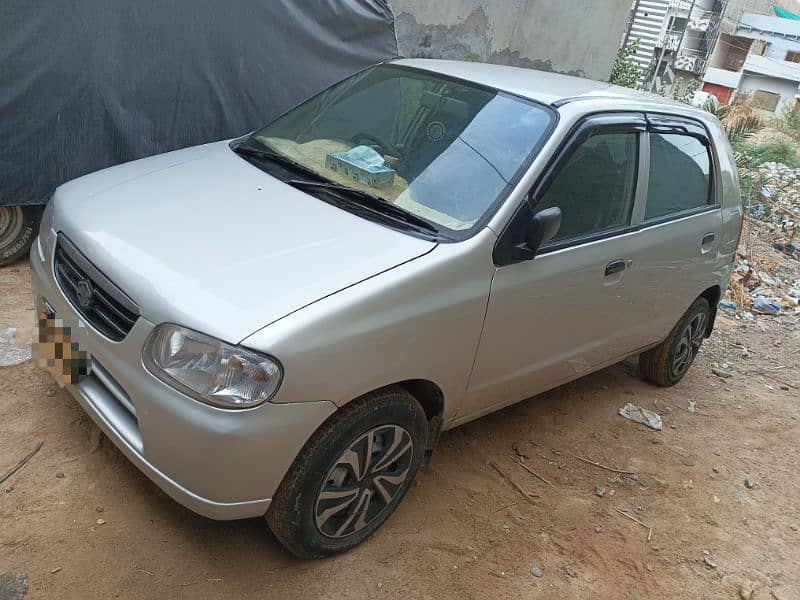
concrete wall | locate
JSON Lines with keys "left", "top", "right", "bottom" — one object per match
{"left": 711, "top": 0, "right": 800, "bottom": 69}
{"left": 763, "top": 40, "right": 800, "bottom": 62}
{"left": 738, "top": 73, "right": 800, "bottom": 113}
{"left": 723, "top": 0, "right": 800, "bottom": 34}
{"left": 390, "top": 0, "right": 632, "bottom": 81}
{"left": 721, "top": 0, "right": 777, "bottom": 35}
{"left": 735, "top": 12, "right": 800, "bottom": 61}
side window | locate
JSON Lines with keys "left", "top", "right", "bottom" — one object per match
{"left": 645, "top": 133, "right": 712, "bottom": 221}
{"left": 533, "top": 132, "right": 639, "bottom": 243}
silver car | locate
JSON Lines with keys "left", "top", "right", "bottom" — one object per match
{"left": 30, "top": 59, "right": 742, "bottom": 558}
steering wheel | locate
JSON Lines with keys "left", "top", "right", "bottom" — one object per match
{"left": 351, "top": 132, "right": 401, "bottom": 158}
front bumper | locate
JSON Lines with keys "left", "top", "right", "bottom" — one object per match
{"left": 30, "top": 234, "right": 336, "bottom": 520}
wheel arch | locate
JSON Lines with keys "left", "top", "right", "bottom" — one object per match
{"left": 394, "top": 379, "right": 444, "bottom": 422}
{"left": 698, "top": 284, "right": 721, "bottom": 337}
{"left": 336, "top": 379, "right": 445, "bottom": 458}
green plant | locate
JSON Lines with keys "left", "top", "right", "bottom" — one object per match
{"left": 641, "top": 58, "right": 656, "bottom": 88}
{"left": 722, "top": 99, "right": 800, "bottom": 223}
{"left": 671, "top": 79, "right": 700, "bottom": 105}
{"left": 723, "top": 100, "right": 763, "bottom": 144}
{"left": 727, "top": 116, "right": 762, "bottom": 144}
{"left": 735, "top": 162, "right": 800, "bottom": 220}
{"left": 772, "top": 107, "right": 800, "bottom": 141}
{"left": 736, "top": 139, "right": 800, "bottom": 169}
{"left": 610, "top": 39, "right": 642, "bottom": 89}
{"left": 699, "top": 98, "right": 729, "bottom": 120}
{"left": 733, "top": 137, "right": 800, "bottom": 221}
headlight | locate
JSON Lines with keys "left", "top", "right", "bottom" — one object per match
{"left": 143, "top": 324, "right": 282, "bottom": 409}
{"left": 38, "top": 196, "right": 56, "bottom": 259}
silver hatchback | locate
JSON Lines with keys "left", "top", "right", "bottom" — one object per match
{"left": 30, "top": 59, "right": 742, "bottom": 558}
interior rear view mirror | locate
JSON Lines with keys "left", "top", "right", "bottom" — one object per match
{"left": 420, "top": 91, "right": 469, "bottom": 119}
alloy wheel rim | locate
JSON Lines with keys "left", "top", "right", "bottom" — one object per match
{"left": 315, "top": 424, "right": 414, "bottom": 539}
{"left": 0, "top": 206, "right": 24, "bottom": 249}
{"left": 671, "top": 312, "right": 707, "bottom": 379}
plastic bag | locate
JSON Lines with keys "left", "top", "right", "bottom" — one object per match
{"left": 752, "top": 296, "right": 781, "bottom": 316}
{"left": 618, "top": 403, "right": 663, "bottom": 431}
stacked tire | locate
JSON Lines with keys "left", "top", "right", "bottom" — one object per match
{"left": 0, "top": 206, "right": 40, "bottom": 266}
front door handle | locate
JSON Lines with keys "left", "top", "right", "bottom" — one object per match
{"left": 605, "top": 259, "right": 627, "bottom": 277}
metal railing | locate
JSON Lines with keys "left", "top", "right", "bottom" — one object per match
{"left": 658, "top": 30, "right": 683, "bottom": 51}
{"left": 673, "top": 49, "right": 707, "bottom": 74}
{"left": 669, "top": 0, "right": 693, "bottom": 11}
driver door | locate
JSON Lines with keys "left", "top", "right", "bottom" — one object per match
{"left": 459, "top": 114, "right": 649, "bottom": 422}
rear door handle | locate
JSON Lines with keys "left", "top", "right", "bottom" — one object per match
{"left": 605, "top": 259, "right": 627, "bottom": 277}
{"left": 701, "top": 232, "right": 716, "bottom": 254}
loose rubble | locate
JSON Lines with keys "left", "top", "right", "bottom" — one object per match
{"left": 0, "top": 572, "right": 28, "bottom": 600}
{"left": 747, "top": 161, "right": 800, "bottom": 223}
{"left": 0, "top": 328, "right": 31, "bottom": 367}
{"left": 726, "top": 221, "right": 800, "bottom": 320}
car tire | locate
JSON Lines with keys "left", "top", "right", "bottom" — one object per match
{"left": 639, "top": 297, "right": 711, "bottom": 387}
{"left": 0, "top": 206, "right": 40, "bottom": 267}
{"left": 266, "top": 387, "right": 428, "bottom": 559}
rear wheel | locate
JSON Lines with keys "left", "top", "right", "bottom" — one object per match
{"left": 0, "top": 206, "right": 40, "bottom": 266}
{"left": 639, "top": 297, "right": 711, "bottom": 387}
{"left": 266, "top": 387, "right": 427, "bottom": 558}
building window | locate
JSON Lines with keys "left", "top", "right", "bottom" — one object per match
{"left": 787, "top": 51, "right": 800, "bottom": 63}
{"left": 752, "top": 90, "right": 781, "bottom": 112}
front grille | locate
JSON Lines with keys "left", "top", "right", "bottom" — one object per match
{"left": 54, "top": 235, "right": 139, "bottom": 341}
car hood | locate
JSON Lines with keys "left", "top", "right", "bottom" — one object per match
{"left": 53, "top": 141, "right": 436, "bottom": 342}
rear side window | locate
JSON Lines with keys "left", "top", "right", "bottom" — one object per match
{"left": 645, "top": 134, "right": 712, "bottom": 221}
{"left": 533, "top": 132, "right": 639, "bottom": 242}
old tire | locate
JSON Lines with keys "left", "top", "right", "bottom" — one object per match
{"left": 0, "top": 206, "right": 40, "bottom": 266}
{"left": 266, "top": 387, "right": 427, "bottom": 559}
{"left": 639, "top": 297, "right": 711, "bottom": 387}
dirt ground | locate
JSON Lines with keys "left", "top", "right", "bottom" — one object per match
{"left": 1, "top": 229, "right": 799, "bottom": 600}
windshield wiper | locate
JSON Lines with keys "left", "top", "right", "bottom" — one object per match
{"left": 285, "top": 179, "right": 441, "bottom": 237}
{"left": 233, "top": 140, "right": 442, "bottom": 238}
{"left": 231, "top": 141, "right": 322, "bottom": 180}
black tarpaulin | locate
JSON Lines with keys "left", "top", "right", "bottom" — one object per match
{"left": 0, "top": 0, "right": 398, "bottom": 206}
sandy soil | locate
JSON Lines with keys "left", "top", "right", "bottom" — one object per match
{"left": 1, "top": 231, "right": 799, "bottom": 600}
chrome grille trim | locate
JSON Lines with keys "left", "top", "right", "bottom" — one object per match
{"left": 54, "top": 234, "right": 139, "bottom": 341}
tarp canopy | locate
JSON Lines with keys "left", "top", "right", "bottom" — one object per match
{"left": 0, "top": 0, "right": 398, "bottom": 206}
{"left": 774, "top": 5, "right": 800, "bottom": 20}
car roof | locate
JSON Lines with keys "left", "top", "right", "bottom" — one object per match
{"left": 392, "top": 58, "right": 696, "bottom": 112}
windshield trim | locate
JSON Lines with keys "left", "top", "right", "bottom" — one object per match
{"left": 242, "top": 61, "right": 560, "bottom": 243}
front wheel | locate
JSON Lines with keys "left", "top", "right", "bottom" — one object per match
{"left": 639, "top": 297, "right": 711, "bottom": 387}
{"left": 0, "top": 206, "right": 40, "bottom": 266}
{"left": 266, "top": 387, "right": 428, "bottom": 559}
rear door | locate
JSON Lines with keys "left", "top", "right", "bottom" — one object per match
{"left": 461, "top": 113, "right": 649, "bottom": 421}
{"left": 625, "top": 114, "right": 723, "bottom": 346}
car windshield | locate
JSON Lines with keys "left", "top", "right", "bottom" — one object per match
{"left": 250, "top": 64, "right": 555, "bottom": 233}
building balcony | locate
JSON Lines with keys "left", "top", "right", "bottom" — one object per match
{"left": 674, "top": 50, "right": 707, "bottom": 74}
{"left": 657, "top": 30, "right": 683, "bottom": 51}
{"left": 669, "top": 0, "right": 693, "bottom": 11}
{"left": 688, "top": 11, "right": 714, "bottom": 32}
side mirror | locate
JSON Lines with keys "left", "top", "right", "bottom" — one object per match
{"left": 522, "top": 207, "right": 562, "bottom": 258}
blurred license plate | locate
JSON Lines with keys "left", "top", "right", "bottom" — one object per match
{"left": 35, "top": 301, "right": 92, "bottom": 386}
